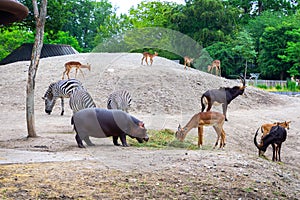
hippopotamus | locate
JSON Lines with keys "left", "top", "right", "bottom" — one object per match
{"left": 71, "top": 108, "right": 149, "bottom": 148}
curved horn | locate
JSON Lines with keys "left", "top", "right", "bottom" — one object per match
{"left": 239, "top": 75, "right": 246, "bottom": 86}
{"left": 254, "top": 128, "right": 261, "bottom": 150}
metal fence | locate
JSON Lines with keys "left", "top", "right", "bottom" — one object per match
{"left": 246, "top": 79, "right": 287, "bottom": 87}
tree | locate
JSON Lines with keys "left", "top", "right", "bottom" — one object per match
{"left": 129, "top": 1, "right": 182, "bottom": 29}
{"left": 205, "top": 42, "right": 236, "bottom": 77}
{"left": 19, "top": 0, "right": 115, "bottom": 52}
{"left": 178, "top": 0, "right": 239, "bottom": 47}
{"left": 26, "top": 0, "right": 47, "bottom": 137}
{"left": 279, "top": 28, "right": 300, "bottom": 77}
{"left": 0, "top": 26, "right": 34, "bottom": 60}
{"left": 232, "top": 30, "right": 257, "bottom": 77}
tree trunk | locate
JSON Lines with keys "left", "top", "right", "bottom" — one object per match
{"left": 26, "top": 0, "right": 47, "bottom": 137}
{"left": 244, "top": 60, "right": 248, "bottom": 79}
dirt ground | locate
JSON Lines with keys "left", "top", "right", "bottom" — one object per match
{"left": 0, "top": 53, "right": 299, "bottom": 199}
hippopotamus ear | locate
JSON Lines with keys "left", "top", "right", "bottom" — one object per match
{"left": 139, "top": 122, "right": 145, "bottom": 128}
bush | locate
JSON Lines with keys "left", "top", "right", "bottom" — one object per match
{"left": 275, "top": 84, "right": 282, "bottom": 90}
{"left": 287, "top": 80, "right": 297, "bottom": 92}
{"left": 257, "top": 84, "right": 268, "bottom": 89}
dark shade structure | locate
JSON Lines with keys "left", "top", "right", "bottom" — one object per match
{"left": 0, "top": 0, "right": 29, "bottom": 25}
{"left": 0, "top": 43, "right": 79, "bottom": 65}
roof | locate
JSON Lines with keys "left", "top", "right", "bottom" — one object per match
{"left": 0, "top": 0, "right": 29, "bottom": 25}
{"left": 0, "top": 43, "right": 79, "bottom": 65}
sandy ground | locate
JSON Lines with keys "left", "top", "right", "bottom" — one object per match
{"left": 0, "top": 53, "right": 299, "bottom": 199}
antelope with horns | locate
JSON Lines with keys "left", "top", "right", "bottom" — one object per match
{"left": 200, "top": 75, "right": 246, "bottom": 121}
{"left": 183, "top": 56, "right": 194, "bottom": 70}
{"left": 141, "top": 52, "right": 158, "bottom": 65}
{"left": 176, "top": 111, "right": 226, "bottom": 149}
{"left": 254, "top": 125, "right": 287, "bottom": 162}
{"left": 62, "top": 61, "right": 91, "bottom": 79}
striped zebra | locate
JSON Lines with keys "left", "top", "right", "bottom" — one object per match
{"left": 69, "top": 88, "right": 96, "bottom": 113}
{"left": 43, "top": 79, "right": 84, "bottom": 115}
{"left": 107, "top": 90, "right": 132, "bottom": 113}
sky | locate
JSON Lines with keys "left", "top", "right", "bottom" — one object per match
{"left": 109, "top": 0, "right": 186, "bottom": 15}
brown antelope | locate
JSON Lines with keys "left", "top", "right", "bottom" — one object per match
{"left": 207, "top": 60, "right": 221, "bottom": 76}
{"left": 141, "top": 52, "right": 158, "bottom": 65}
{"left": 176, "top": 111, "right": 226, "bottom": 148}
{"left": 260, "top": 121, "right": 291, "bottom": 138}
{"left": 183, "top": 56, "right": 194, "bottom": 70}
{"left": 62, "top": 61, "right": 91, "bottom": 79}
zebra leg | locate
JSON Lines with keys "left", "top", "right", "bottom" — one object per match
{"left": 60, "top": 97, "right": 64, "bottom": 116}
{"left": 75, "top": 133, "right": 85, "bottom": 148}
{"left": 113, "top": 136, "right": 121, "bottom": 146}
{"left": 83, "top": 136, "right": 95, "bottom": 146}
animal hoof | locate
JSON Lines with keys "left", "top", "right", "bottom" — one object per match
{"left": 78, "top": 144, "right": 85, "bottom": 148}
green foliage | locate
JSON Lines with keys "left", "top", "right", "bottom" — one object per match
{"left": 275, "top": 84, "right": 282, "bottom": 90}
{"left": 0, "top": 26, "right": 34, "bottom": 60}
{"left": 48, "top": 31, "right": 82, "bottom": 52}
{"left": 178, "top": 0, "right": 239, "bottom": 47}
{"left": 20, "top": 0, "right": 115, "bottom": 52}
{"left": 279, "top": 28, "right": 300, "bottom": 77}
{"left": 258, "top": 21, "right": 297, "bottom": 80}
{"left": 128, "top": 129, "right": 198, "bottom": 150}
{"left": 129, "top": 1, "right": 181, "bottom": 29}
{"left": 257, "top": 84, "right": 268, "bottom": 89}
{"left": 287, "top": 80, "right": 298, "bottom": 92}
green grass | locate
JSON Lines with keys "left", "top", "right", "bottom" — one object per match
{"left": 255, "top": 80, "right": 300, "bottom": 92}
{"left": 128, "top": 129, "right": 199, "bottom": 150}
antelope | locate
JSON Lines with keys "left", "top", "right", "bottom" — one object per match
{"left": 254, "top": 126, "right": 287, "bottom": 162}
{"left": 62, "top": 61, "right": 91, "bottom": 79}
{"left": 176, "top": 111, "right": 226, "bottom": 149}
{"left": 207, "top": 60, "right": 221, "bottom": 76}
{"left": 141, "top": 52, "right": 158, "bottom": 65}
{"left": 200, "top": 75, "right": 246, "bottom": 121}
{"left": 261, "top": 121, "right": 291, "bottom": 138}
{"left": 183, "top": 56, "right": 194, "bottom": 70}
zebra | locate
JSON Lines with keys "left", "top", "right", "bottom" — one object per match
{"left": 43, "top": 79, "right": 84, "bottom": 115}
{"left": 107, "top": 90, "right": 132, "bottom": 113}
{"left": 69, "top": 88, "right": 96, "bottom": 113}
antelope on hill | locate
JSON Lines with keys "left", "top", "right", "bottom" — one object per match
{"left": 208, "top": 60, "right": 221, "bottom": 76}
{"left": 176, "top": 111, "right": 226, "bottom": 149}
{"left": 183, "top": 56, "right": 194, "bottom": 70}
{"left": 141, "top": 52, "right": 158, "bottom": 65}
{"left": 62, "top": 61, "right": 91, "bottom": 79}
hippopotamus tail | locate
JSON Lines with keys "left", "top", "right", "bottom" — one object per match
{"left": 71, "top": 116, "right": 77, "bottom": 132}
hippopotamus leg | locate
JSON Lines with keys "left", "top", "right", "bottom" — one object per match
{"left": 75, "top": 133, "right": 85, "bottom": 148}
{"left": 83, "top": 136, "right": 95, "bottom": 146}
{"left": 119, "top": 134, "right": 129, "bottom": 147}
{"left": 113, "top": 136, "right": 121, "bottom": 146}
